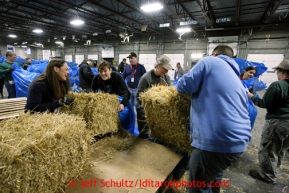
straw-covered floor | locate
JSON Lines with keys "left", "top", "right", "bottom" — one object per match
{"left": 0, "top": 113, "right": 93, "bottom": 193}
{"left": 139, "top": 86, "right": 192, "bottom": 154}
{"left": 61, "top": 92, "right": 121, "bottom": 136}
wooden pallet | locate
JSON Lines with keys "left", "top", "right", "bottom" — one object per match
{"left": 0, "top": 97, "right": 27, "bottom": 120}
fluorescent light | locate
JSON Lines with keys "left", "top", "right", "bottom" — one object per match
{"left": 70, "top": 19, "right": 84, "bottom": 25}
{"left": 176, "top": 27, "right": 191, "bottom": 33}
{"left": 36, "top": 43, "right": 42, "bottom": 46}
{"left": 33, "top": 29, "right": 43, "bottom": 33}
{"left": 191, "top": 53, "right": 203, "bottom": 59}
{"left": 21, "top": 45, "right": 27, "bottom": 48}
{"left": 8, "top": 34, "right": 17, "bottom": 38}
{"left": 160, "top": 23, "right": 170, "bottom": 27}
{"left": 141, "top": 3, "right": 163, "bottom": 12}
{"left": 55, "top": 41, "right": 63, "bottom": 44}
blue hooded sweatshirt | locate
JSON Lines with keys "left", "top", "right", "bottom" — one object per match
{"left": 176, "top": 55, "right": 251, "bottom": 153}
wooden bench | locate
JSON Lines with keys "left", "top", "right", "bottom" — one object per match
{"left": 0, "top": 97, "right": 27, "bottom": 120}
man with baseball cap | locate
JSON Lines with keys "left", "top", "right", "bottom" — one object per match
{"left": 122, "top": 52, "right": 146, "bottom": 109}
{"left": 136, "top": 55, "right": 173, "bottom": 139}
{"left": 248, "top": 60, "right": 289, "bottom": 185}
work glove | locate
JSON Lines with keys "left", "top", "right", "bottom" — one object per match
{"left": 7, "top": 67, "right": 14, "bottom": 72}
{"left": 59, "top": 96, "right": 74, "bottom": 106}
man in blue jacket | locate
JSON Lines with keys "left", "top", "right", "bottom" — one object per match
{"left": 176, "top": 45, "right": 251, "bottom": 193}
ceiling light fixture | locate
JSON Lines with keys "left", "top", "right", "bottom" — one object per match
{"left": 8, "top": 34, "right": 17, "bottom": 38}
{"left": 32, "top": 29, "right": 43, "bottom": 33}
{"left": 141, "top": 2, "right": 163, "bottom": 12}
{"left": 55, "top": 41, "right": 63, "bottom": 44}
{"left": 176, "top": 27, "right": 192, "bottom": 33}
{"left": 36, "top": 43, "right": 43, "bottom": 46}
{"left": 70, "top": 19, "right": 85, "bottom": 25}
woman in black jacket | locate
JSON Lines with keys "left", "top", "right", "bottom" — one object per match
{"left": 25, "top": 60, "right": 73, "bottom": 113}
{"left": 91, "top": 60, "right": 130, "bottom": 112}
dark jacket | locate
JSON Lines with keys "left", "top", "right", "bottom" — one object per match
{"left": 118, "top": 62, "right": 126, "bottom": 73}
{"left": 79, "top": 62, "right": 95, "bottom": 89}
{"left": 0, "top": 61, "right": 20, "bottom": 81}
{"left": 122, "top": 63, "right": 147, "bottom": 88}
{"left": 25, "top": 79, "right": 61, "bottom": 112}
{"left": 91, "top": 72, "right": 131, "bottom": 106}
{"left": 251, "top": 79, "right": 289, "bottom": 119}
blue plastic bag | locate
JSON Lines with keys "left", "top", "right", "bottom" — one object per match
{"left": 173, "top": 78, "right": 179, "bottom": 86}
{"left": 234, "top": 58, "right": 252, "bottom": 75}
{"left": 91, "top": 68, "right": 98, "bottom": 75}
{"left": 242, "top": 77, "right": 267, "bottom": 92}
{"left": 250, "top": 61, "right": 268, "bottom": 77}
{"left": 118, "top": 96, "right": 136, "bottom": 135}
{"left": 15, "top": 57, "right": 26, "bottom": 65}
{"left": 28, "top": 63, "right": 48, "bottom": 73}
{"left": 70, "top": 69, "right": 79, "bottom": 77}
{"left": 234, "top": 58, "right": 268, "bottom": 77}
{"left": 253, "top": 78, "right": 267, "bottom": 91}
{"left": 12, "top": 64, "right": 40, "bottom": 97}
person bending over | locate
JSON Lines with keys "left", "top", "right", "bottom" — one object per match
{"left": 91, "top": 60, "right": 130, "bottom": 112}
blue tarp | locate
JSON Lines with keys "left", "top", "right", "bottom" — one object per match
{"left": 118, "top": 96, "right": 136, "bottom": 135}
{"left": 12, "top": 64, "right": 40, "bottom": 97}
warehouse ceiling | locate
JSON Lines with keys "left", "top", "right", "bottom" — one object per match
{"left": 0, "top": 0, "right": 288, "bottom": 48}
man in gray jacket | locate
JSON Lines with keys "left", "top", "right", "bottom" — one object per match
{"left": 174, "top": 62, "right": 184, "bottom": 79}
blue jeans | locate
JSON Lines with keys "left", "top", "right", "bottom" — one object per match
{"left": 189, "top": 147, "right": 243, "bottom": 193}
{"left": 129, "top": 88, "right": 137, "bottom": 109}
{"left": 4, "top": 81, "right": 16, "bottom": 98}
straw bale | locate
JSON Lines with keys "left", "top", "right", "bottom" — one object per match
{"left": 61, "top": 92, "right": 121, "bottom": 136}
{"left": 0, "top": 113, "right": 92, "bottom": 193}
{"left": 139, "top": 86, "right": 192, "bottom": 154}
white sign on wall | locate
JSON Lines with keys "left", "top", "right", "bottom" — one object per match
{"left": 24, "top": 47, "right": 31, "bottom": 55}
{"left": 7, "top": 45, "right": 15, "bottom": 52}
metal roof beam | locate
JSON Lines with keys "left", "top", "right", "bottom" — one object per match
{"left": 195, "top": 0, "right": 215, "bottom": 29}
{"left": 235, "top": 0, "right": 241, "bottom": 26}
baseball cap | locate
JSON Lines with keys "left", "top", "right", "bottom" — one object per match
{"left": 156, "top": 55, "right": 173, "bottom": 70}
{"left": 272, "top": 60, "right": 289, "bottom": 70}
{"left": 127, "top": 52, "right": 137, "bottom": 58}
